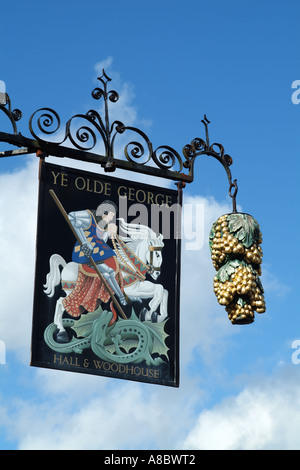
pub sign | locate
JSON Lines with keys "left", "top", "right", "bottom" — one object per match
{"left": 31, "top": 161, "right": 181, "bottom": 387}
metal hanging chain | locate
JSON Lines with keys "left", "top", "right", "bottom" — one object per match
{"left": 229, "top": 179, "right": 238, "bottom": 213}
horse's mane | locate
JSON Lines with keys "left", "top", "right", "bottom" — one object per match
{"left": 117, "top": 218, "right": 164, "bottom": 247}
{"left": 113, "top": 218, "right": 164, "bottom": 268}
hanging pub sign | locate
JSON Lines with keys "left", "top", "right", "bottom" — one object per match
{"left": 31, "top": 160, "right": 182, "bottom": 387}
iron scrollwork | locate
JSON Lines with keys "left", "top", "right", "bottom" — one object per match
{"left": 183, "top": 115, "right": 238, "bottom": 212}
{"left": 28, "top": 70, "right": 184, "bottom": 176}
{"left": 0, "top": 70, "right": 238, "bottom": 208}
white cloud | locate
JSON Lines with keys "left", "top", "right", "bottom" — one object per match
{"left": 0, "top": 158, "right": 39, "bottom": 361}
{"left": 94, "top": 56, "right": 114, "bottom": 76}
{"left": 0, "top": 166, "right": 237, "bottom": 449}
{"left": 0, "top": 62, "right": 295, "bottom": 451}
{"left": 183, "top": 368, "right": 300, "bottom": 450}
{"left": 0, "top": 159, "right": 297, "bottom": 451}
{"left": 261, "top": 264, "right": 291, "bottom": 299}
{"left": 0, "top": 367, "right": 200, "bottom": 450}
{"left": 180, "top": 194, "right": 235, "bottom": 368}
{"left": 24, "top": 383, "right": 192, "bottom": 450}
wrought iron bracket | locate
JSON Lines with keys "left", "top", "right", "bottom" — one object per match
{"left": 0, "top": 70, "right": 238, "bottom": 211}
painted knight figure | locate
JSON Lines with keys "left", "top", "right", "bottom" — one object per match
{"left": 31, "top": 161, "right": 181, "bottom": 387}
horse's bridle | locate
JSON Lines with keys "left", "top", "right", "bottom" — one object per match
{"left": 147, "top": 245, "right": 163, "bottom": 274}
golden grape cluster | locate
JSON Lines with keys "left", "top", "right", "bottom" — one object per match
{"left": 209, "top": 213, "right": 266, "bottom": 324}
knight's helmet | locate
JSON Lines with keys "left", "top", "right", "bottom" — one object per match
{"left": 95, "top": 200, "right": 118, "bottom": 231}
{"left": 96, "top": 200, "right": 118, "bottom": 219}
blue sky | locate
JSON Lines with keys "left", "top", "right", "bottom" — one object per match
{"left": 0, "top": 0, "right": 300, "bottom": 450}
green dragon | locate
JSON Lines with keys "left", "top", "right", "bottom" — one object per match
{"left": 44, "top": 307, "right": 169, "bottom": 366}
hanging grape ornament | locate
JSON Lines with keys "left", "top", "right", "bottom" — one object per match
{"left": 209, "top": 212, "right": 266, "bottom": 324}
{"left": 180, "top": 114, "right": 266, "bottom": 324}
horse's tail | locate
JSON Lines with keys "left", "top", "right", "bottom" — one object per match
{"left": 43, "top": 254, "right": 67, "bottom": 297}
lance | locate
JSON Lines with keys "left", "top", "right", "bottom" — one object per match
{"left": 49, "top": 189, "right": 127, "bottom": 320}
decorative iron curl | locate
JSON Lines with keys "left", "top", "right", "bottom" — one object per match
{"left": 67, "top": 122, "right": 97, "bottom": 151}
{"left": 11, "top": 109, "right": 22, "bottom": 122}
{"left": 66, "top": 113, "right": 108, "bottom": 152}
{"left": 0, "top": 93, "right": 23, "bottom": 134}
{"left": 91, "top": 87, "right": 104, "bottom": 100}
{"left": 109, "top": 120, "right": 183, "bottom": 172}
{"left": 29, "top": 107, "right": 109, "bottom": 154}
{"left": 191, "top": 137, "right": 207, "bottom": 153}
{"left": 92, "top": 87, "right": 119, "bottom": 102}
{"left": 107, "top": 90, "right": 119, "bottom": 103}
{"left": 29, "top": 108, "right": 62, "bottom": 141}
{"left": 124, "top": 141, "right": 149, "bottom": 163}
{"left": 111, "top": 120, "right": 126, "bottom": 134}
{"left": 72, "top": 115, "right": 106, "bottom": 153}
{"left": 114, "top": 126, "right": 153, "bottom": 165}
{"left": 153, "top": 145, "right": 183, "bottom": 172}
{"left": 86, "top": 109, "right": 105, "bottom": 133}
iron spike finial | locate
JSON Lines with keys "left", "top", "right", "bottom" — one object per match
{"left": 98, "top": 69, "right": 112, "bottom": 86}
{"left": 201, "top": 114, "right": 210, "bottom": 146}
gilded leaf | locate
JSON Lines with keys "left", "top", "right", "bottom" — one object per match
{"left": 216, "top": 259, "right": 243, "bottom": 283}
{"left": 227, "top": 213, "right": 260, "bottom": 248}
{"left": 209, "top": 222, "right": 216, "bottom": 251}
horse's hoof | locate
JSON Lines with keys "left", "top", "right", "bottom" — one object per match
{"left": 139, "top": 307, "right": 147, "bottom": 322}
{"left": 151, "top": 312, "right": 158, "bottom": 323}
{"left": 56, "top": 330, "right": 69, "bottom": 343}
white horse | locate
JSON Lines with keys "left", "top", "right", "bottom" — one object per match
{"left": 43, "top": 218, "right": 168, "bottom": 342}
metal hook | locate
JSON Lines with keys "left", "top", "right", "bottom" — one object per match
{"left": 229, "top": 179, "right": 238, "bottom": 213}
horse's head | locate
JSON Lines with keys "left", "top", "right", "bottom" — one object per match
{"left": 145, "top": 236, "right": 164, "bottom": 280}
{"left": 118, "top": 218, "right": 164, "bottom": 280}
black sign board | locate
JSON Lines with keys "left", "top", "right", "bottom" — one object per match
{"left": 31, "top": 161, "right": 182, "bottom": 387}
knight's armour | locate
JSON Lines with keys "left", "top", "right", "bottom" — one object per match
{"left": 69, "top": 209, "right": 115, "bottom": 264}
